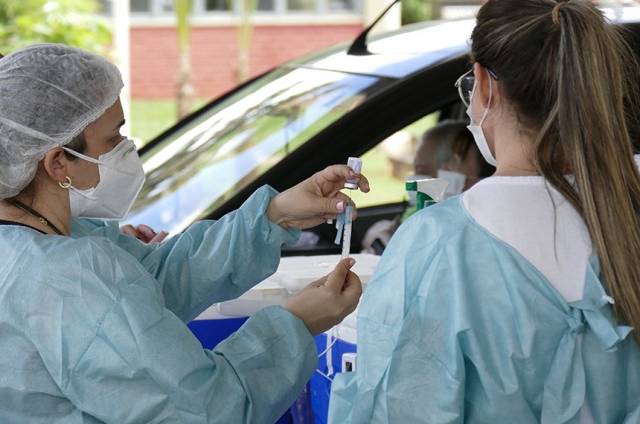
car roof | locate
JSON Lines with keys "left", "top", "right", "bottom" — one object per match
{"left": 288, "top": 19, "right": 474, "bottom": 79}
{"left": 286, "top": 8, "right": 640, "bottom": 80}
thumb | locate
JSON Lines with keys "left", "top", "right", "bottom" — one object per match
{"left": 326, "top": 258, "right": 356, "bottom": 292}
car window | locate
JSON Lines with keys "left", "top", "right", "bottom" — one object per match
{"left": 352, "top": 111, "right": 440, "bottom": 209}
{"left": 124, "top": 67, "right": 383, "bottom": 234}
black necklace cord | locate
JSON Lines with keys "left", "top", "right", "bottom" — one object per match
{"left": 6, "top": 199, "right": 65, "bottom": 236}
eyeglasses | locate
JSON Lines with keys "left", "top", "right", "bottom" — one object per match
{"left": 455, "top": 70, "right": 475, "bottom": 108}
{"left": 454, "top": 67, "right": 499, "bottom": 108}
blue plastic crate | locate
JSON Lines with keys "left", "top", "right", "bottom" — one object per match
{"left": 188, "top": 316, "right": 293, "bottom": 424}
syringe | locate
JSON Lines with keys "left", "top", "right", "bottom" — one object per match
{"left": 341, "top": 204, "right": 353, "bottom": 259}
{"left": 333, "top": 157, "right": 361, "bottom": 256}
{"left": 328, "top": 157, "right": 362, "bottom": 225}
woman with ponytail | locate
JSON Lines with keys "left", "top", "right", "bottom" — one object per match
{"left": 329, "top": 1, "right": 640, "bottom": 422}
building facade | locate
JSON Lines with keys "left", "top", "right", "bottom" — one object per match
{"left": 102, "top": 0, "right": 482, "bottom": 100}
{"left": 104, "top": 0, "right": 365, "bottom": 99}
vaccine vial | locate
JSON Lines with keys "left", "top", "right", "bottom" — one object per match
{"left": 344, "top": 157, "right": 362, "bottom": 190}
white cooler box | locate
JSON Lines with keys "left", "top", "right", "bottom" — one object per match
{"left": 190, "top": 254, "right": 379, "bottom": 424}
{"left": 213, "top": 253, "right": 380, "bottom": 317}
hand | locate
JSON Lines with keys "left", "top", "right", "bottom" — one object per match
{"left": 120, "top": 224, "right": 169, "bottom": 244}
{"left": 266, "top": 165, "right": 370, "bottom": 230}
{"left": 285, "top": 258, "right": 363, "bottom": 336}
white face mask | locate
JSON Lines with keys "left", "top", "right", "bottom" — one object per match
{"left": 466, "top": 72, "right": 497, "bottom": 167}
{"left": 437, "top": 169, "right": 466, "bottom": 198}
{"left": 63, "top": 138, "right": 145, "bottom": 220}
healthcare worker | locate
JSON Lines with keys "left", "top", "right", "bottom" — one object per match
{"left": 0, "top": 44, "right": 368, "bottom": 423}
{"left": 329, "top": 1, "right": 640, "bottom": 422}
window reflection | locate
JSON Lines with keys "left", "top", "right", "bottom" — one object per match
{"left": 124, "top": 67, "right": 381, "bottom": 234}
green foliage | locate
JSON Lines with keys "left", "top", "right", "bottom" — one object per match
{"left": 402, "top": 0, "right": 430, "bottom": 25}
{"left": 0, "top": 0, "right": 111, "bottom": 55}
{"left": 132, "top": 98, "right": 208, "bottom": 144}
{"left": 401, "top": 0, "right": 441, "bottom": 25}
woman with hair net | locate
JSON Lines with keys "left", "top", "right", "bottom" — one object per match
{"left": 0, "top": 44, "right": 367, "bottom": 423}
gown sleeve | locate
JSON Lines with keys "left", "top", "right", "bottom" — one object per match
{"left": 72, "top": 185, "right": 300, "bottom": 322}
{"left": 29, "top": 237, "right": 316, "bottom": 424}
{"left": 329, "top": 205, "right": 468, "bottom": 424}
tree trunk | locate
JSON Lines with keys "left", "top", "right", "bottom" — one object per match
{"left": 174, "top": 0, "right": 193, "bottom": 119}
{"left": 236, "top": 0, "right": 257, "bottom": 84}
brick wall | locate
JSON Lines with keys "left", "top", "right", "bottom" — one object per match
{"left": 130, "top": 24, "right": 363, "bottom": 99}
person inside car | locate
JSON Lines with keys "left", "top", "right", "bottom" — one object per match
{"left": 361, "top": 119, "right": 494, "bottom": 255}
{"left": 415, "top": 119, "right": 495, "bottom": 197}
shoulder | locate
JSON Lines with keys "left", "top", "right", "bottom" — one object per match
{"left": 71, "top": 218, "right": 120, "bottom": 239}
{"left": 365, "top": 197, "right": 490, "bottom": 304}
{"left": 362, "top": 194, "right": 535, "bottom": 325}
{"left": 12, "top": 232, "right": 157, "bottom": 314}
{"left": 0, "top": 232, "right": 167, "bottom": 390}
{"left": 387, "top": 196, "right": 486, "bottom": 263}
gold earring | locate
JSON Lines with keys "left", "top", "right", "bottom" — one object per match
{"left": 58, "top": 176, "right": 72, "bottom": 189}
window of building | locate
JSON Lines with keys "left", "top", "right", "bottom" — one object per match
{"left": 98, "top": 0, "right": 112, "bottom": 14}
{"left": 204, "top": 0, "right": 231, "bottom": 11}
{"left": 131, "top": 0, "right": 152, "bottom": 12}
{"left": 327, "top": 0, "right": 354, "bottom": 11}
{"left": 128, "top": 0, "right": 357, "bottom": 15}
{"left": 256, "top": 0, "right": 275, "bottom": 12}
{"left": 158, "top": 0, "right": 175, "bottom": 12}
{"left": 286, "top": 0, "right": 316, "bottom": 11}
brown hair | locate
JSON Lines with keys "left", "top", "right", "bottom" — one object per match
{"left": 472, "top": 0, "right": 640, "bottom": 341}
{"left": 7, "top": 130, "right": 87, "bottom": 203}
{"left": 63, "top": 131, "right": 87, "bottom": 160}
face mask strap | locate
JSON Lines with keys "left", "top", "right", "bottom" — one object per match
{"left": 62, "top": 146, "right": 102, "bottom": 165}
{"left": 68, "top": 183, "right": 98, "bottom": 201}
{"left": 478, "top": 70, "right": 492, "bottom": 126}
{"left": 62, "top": 139, "right": 136, "bottom": 169}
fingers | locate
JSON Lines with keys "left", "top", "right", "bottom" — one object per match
{"left": 335, "top": 192, "right": 358, "bottom": 220}
{"left": 322, "top": 193, "right": 357, "bottom": 222}
{"left": 120, "top": 225, "right": 141, "bottom": 239}
{"left": 309, "top": 275, "right": 328, "bottom": 288}
{"left": 356, "top": 173, "right": 371, "bottom": 193}
{"left": 334, "top": 192, "right": 353, "bottom": 208}
{"left": 149, "top": 231, "right": 169, "bottom": 243}
{"left": 322, "top": 196, "right": 347, "bottom": 216}
{"left": 121, "top": 224, "right": 167, "bottom": 244}
{"left": 321, "top": 193, "right": 353, "bottom": 217}
{"left": 325, "top": 258, "right": 356, "bottom": 292}
{"left": 137, "top": 224, "right": 157, "bottom": 240}
{"left": 318, "top": 164, "right": 355, "bottom": 183}
{"left": 317, "top": 165, "right": 370, "bottom": 193}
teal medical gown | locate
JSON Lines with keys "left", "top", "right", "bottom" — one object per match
{"left": 329, "top": 197, "right": 640, "bottom": 423}
{"left": 0, "top": 186, "right": 318, "bottom": 424}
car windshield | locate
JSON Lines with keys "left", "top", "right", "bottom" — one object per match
{"left": 124, "top": 67, "right": 382, "bottom": 234}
